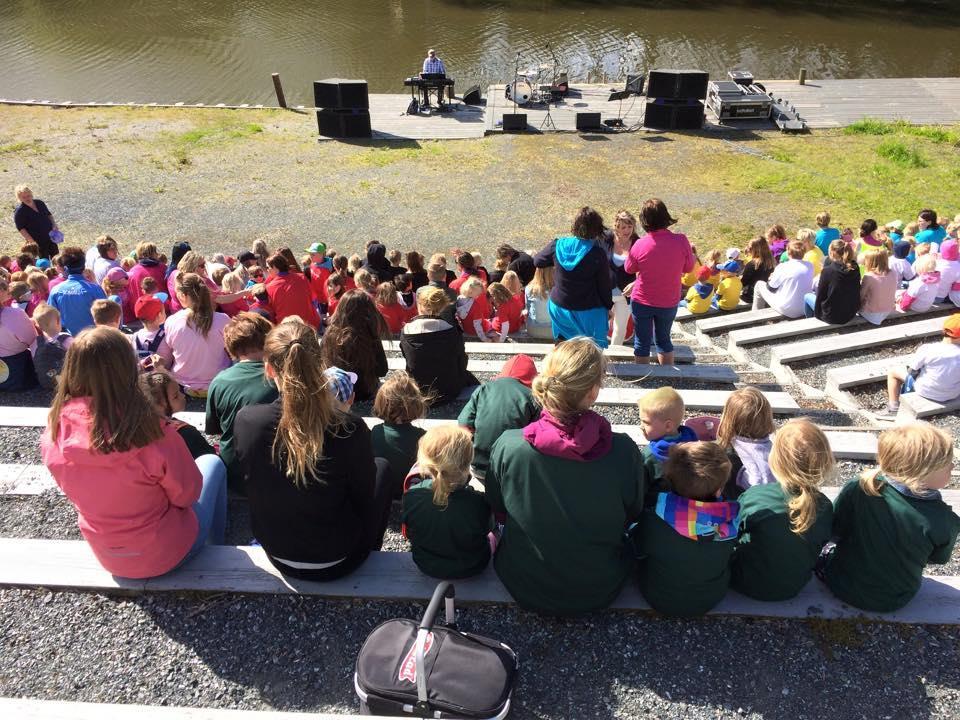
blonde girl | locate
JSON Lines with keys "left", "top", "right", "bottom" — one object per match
{"left": 41, "top": 326, "right": 226, "bottom": 579}
{"left": 730, "top": 419, "right": 835, "bottom": 601}
{"left": 483, "top": 281, "right": 522, "bottom": 342}
{"left": 485, "top": 337, "right": 646, "bottom": 615}
{"left": 456, "top": 275, "right": 490, "bottom": 337}
{"left": 400, "top": 425, "right": 493, "bottom": 579}
{"left": 524, "top": 265, "right": 554, "bottom": 340}
{"left": 825, "top": 423, "right": 959, "bottom": 612}
{"left": 610, "top": 209, "right": 640, "bottom": 344}
{"left": 716, "top": 387, "right": 776, "bottom": 497}
{"left": 501, "top": 270, "right": 523, "bottom": 297}
{"left": 372, "top": 371, "right": 428, "bottom": 496}
{"left": 898, "top": 254, "right": 939, "bottom": 312}
{"left": 859, "top": 248, "right": 897, "bottom": 325}
{"left": 164, "top": 272, "right": 230, "bottom": 395}
{"left": 353, "top": 268, "right": 377, "bottom": 297}
{"left": 233, "top": 317, "right": 394, "bottom": 582}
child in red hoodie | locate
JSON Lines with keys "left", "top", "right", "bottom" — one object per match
{"left": 376, "top": 281, "right": 416, "bottom": 335}
{"left": 483, "top": 282, "right": 524, "bottom": 342}
{"left": 456, "top": 276, "right": 490, "bottom": 338}
{"left": 457, "top": 354, "right": 540, "bottom": 483}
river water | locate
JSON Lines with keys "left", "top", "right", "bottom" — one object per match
{"left": 1, "top": 1, "right": 957, "bottom": 106}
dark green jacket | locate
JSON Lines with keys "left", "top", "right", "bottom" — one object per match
{"left": 205, "top": 360, "right": 278, "bottom": 492}
{"left": 400, "top": 476, "right": 492, "bottom": 579}
{"left": 825, "top": 478, "right": 960, "bottom": 612}
{"left": 371, "top": 422, "right": 425, "bottom": 497}
{"left": 485, "top": 430, "right": 646, "bottom": 616}
{"left": 457, "top": 377, "right": 539, "bottom": 477}
{"left": 731, "top": 483, "right": 833, "bottom": 601}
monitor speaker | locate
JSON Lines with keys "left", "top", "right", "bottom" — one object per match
{"left": 646, "top": 69, "right": 709, "bottom": 100}
{"left": 626, "top": 73, "right": 645, "bottom": 95}
{"left": 317, "top": 109, "right": 372, "bottom": 138}
{"left": 462, "top": 85, "right": 482, "bottom": 105}
{"left": 502, "top": 113, "right": 527, "bottom": 132}
{"left": 575, "top": 112, "right": 603, "bottom": 131}
{"left": 313, "top": 78, "right": 370, "bottom": 109}
{"left": 643, "top": 99, "right": 704, "bottom": 130}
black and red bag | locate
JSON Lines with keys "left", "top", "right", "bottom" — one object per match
{"left": 354, "top": 582, "right": 518, "bottom": 718}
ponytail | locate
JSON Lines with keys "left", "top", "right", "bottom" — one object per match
{"left": 265, "top": 318, "right": 345, "bottom": 487}
{"left": 858, "top": 468, "right": 886, "bottom": 497}
{"left": 769, "top": 419, "right": 835, "bottom": 535}
{"left": 176, "top": 272, "right": 214, "bottom": 337}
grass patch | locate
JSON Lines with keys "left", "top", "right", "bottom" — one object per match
{"left": 0, "top": 140, "right": 45, "bottom": 155}
{"left": 876, "top": 138, "right": 928, "bottom": 168}
{"left": 165, "top": 120, "right": 266, "bottom": 168}
{"left": 345, "top": 142, "right": 448, "bottom": 168}
{"left": 845, "top": 118, "right": 959, "bottom": 145}
{"left": 844, "top": 118, "right": 896, "bottom": 136}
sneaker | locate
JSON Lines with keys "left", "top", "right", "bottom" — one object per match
{"left": 875, "top": 405, "right": 900, "bottom": 418}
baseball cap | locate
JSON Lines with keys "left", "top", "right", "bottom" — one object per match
{"left": 945, "top": 313, "right": 960, "bottom": 339}
{"left": 720, "top": 260, "right": 741, "bottom": 273}
{"left": 305, "top": 242, "right": 327, "bottom": 255}
{"left": 893, "top": 241, "right": 912, "bottom": 259}
{"left": 726, "top": 248, "right": 740, "bottom": 261}
{"left": 697, "top": 265, "right": 713, "bottom": 282}
{"left": 106, "top": 267, "right": 128, "bottom": 282}
{"left": 324, "top": 366, "right": 358, "bottom": 403}
{"left": 36, "top": 258, "right": 51, "bottom": 269}
{"left": 940, "top": 240, "right": 959, "bottom": 262}
{"left": 886, "top": 220, "right": 904, "bottom": 232}
{"left": 134, "top": 295, "right": 164, "bottom": 321}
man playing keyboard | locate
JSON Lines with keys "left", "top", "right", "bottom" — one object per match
{"left": 422, "top": 49, "right": 446, "bottom": 76}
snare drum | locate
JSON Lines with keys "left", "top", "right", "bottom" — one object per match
{"left": 505, "top": 79, "right": 534, "bottom": 105}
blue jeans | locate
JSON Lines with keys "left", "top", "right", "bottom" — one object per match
{"left": 178, "top": 454, "right": 228, "bottom": 566}
{"left": 630, "top": 301, "right": 677, "bottom": 357}
{"left": 803, "top": 292, "right": 817, "bottom": 318}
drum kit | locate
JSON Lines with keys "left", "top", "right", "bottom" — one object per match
{"left": 505, "top": 63, "right": 568, "bottom": 106}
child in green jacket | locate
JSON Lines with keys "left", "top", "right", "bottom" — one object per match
{"left": 636, "top": 441, "right": 740, "bottom": 617}
{"left": 731, "top": 419, "right": 834, "bottom": 601}
{"left": 639, "top": 386, "right": 698, "bottom": 504}
{"left": 371, "top": 372, "right": 428, "bottom": 497}
{"left": 825, "top": 422, "right": 960, "bottom": 612}
{"left": 401, "top": 425, "right": 493, "bottom": 579}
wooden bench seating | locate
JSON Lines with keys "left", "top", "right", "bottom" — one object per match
{"left": 1, "top": 537, "right": 957, "bottom": 624}
{"left": 382, "top": 340, "right": 696, "bottom": 363}
{"left": 768, "top": 316, "right": 947, "bottom": 384}
{"left": 385, "top": 357, "right": 738, "bottom": 383}
{"left": 695, "top": 308, "right": 782, "bottom": 337}
{"left": 899, "top": 393, "right": 960, "bottom": 420}
{"left": 824, "top": 354, "right": 914, "bottom": 395}
{"left": 675, "top": 301, "right": 749, "bottom": 322}
{"left": 0, "top": 698, "right": 377, "bottom": 720}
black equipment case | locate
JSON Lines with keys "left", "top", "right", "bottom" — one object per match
{"left": 354, "top": 582, "right": 519, "bottom": 718}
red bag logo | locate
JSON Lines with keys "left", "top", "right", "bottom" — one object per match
{"left": 398, "top": 632, "right": 434, "bottom": 683}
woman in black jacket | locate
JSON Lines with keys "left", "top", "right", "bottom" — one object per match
{"left": 234, "top": 317, "right": 393, "bottom": 581}
{"left": 320, "top": 290, "right": 388, "bottom": 402}
{"left": 740, "top": 236, "right": 776, "bottom": 305}
{"left": 533, "top": 206, "right": 613, "bottom": 348}
{"left": 808, "top": 239, "right": 860, "bottom": 324}
{"left": 401, "top": 286, "right": 479, "bottom": 405}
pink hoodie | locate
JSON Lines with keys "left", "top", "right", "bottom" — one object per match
{"left": 523, "top": 409, "right": 612, "bottom": 461}
{"left": 899, "top": 271, "right": 940, "bottom": 312}
{"left": 40, "top": 397, "right": 201, "bottom": 578}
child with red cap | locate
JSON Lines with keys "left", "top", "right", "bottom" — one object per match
{"left": 130, "top": 295, "right": 173, "bottom": 370}
{"left": 681, "top": 265, "right": 717, "bottom": 315}
{"left": 457, "top": 354, "right": 540, "bottom": 484}
{"left": 881, "top": 313, "right": 960, "bottom": 416}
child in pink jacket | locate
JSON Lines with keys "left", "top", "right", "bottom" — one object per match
{"left": 40, "top": 326, "right": 226, "bottom": 579}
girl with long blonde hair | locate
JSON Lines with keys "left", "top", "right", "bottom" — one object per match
{"left": 233, "top": 317, "right": 394, "bottom": 581}
{"left": 730, "top": 419, "right": 835, "bottom": 601}
{"left": 41, "top": 326, "right": 226, "bottom": 579}
{"left": 825, "top": 422, "right": 959, "bottom": 612}
{"left": 164, "top": 272, "right": 231, "bottom": 395}
{"left": 524, "top": 265, "right": 554, "bottom": 340}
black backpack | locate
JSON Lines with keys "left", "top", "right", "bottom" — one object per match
{"left": 354, "top": 582, "right": 518, "bottom": 718}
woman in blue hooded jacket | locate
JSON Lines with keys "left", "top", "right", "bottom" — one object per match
{"left": 533, "top": 207, "right": 613, "bottom": 348}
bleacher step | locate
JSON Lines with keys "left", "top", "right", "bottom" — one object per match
{"left": 0, "top": 698, "right": 377, "bottom": 720}
{"left": 695, "top": 308, "right": 782, "bottom": 337}
{"left": 0, "top": 538, "right": 956, "bottom": 624}
{"left": 382, "top": 340, "right": 695, "bottom": 363}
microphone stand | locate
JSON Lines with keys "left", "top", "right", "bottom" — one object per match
{"left": 512, "top": 51, "right": 520, "bottom": 114}
{"left": 539, "top": 44, "right": 556, "bottom": 131}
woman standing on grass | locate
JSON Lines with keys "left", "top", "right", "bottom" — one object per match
{"left": 13, "top": 185, "right": 60, "bottom": 260}
{"left": 623, "top": 199, "right": 695, "bottom": 365}
{"left": 533, "top": 206, "right": 613, "bottom": 348}
{"left": 234, "top": 317, "right": 393, "bottom": 581}
{"left": 41, "top": 326, "right": 227, "bottom": 579}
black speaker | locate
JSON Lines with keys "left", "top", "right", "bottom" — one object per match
{"left": 575, "top": 112, "right": 603, "bottom": 131}
{"left": 626, "top": 73, "right": 645, "bottom": 95}
{"left": 502, "top": 113, "right": 527, "bottom": 132}
{"left": 313, "top": 78, "right": 369, "bottom": 109}
{"left": 462, "top": 85, "right": 482, "bottom": 105}
{"left": 317, "top": 109, "right": 372, "bottom": 138}
{"left": 643, "top": 99, "right": 704, "bottom": 130}
{"left": 646, "top": 69, "right": 709, "bottom": 100}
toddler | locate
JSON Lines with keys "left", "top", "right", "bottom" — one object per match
{"left": 323, "top": 366, "right": 357, "bottom": 412}
{"left": 825, "top": 423, "right": 959, "bottom": 612}
{"left": 218, "top": 271, "right": 251, "bottom": 317}
{"left": 371, "top": 371, "right": 428, "bottom": 497}
{"left": 375, "top": 281, "right": 415, "bottom": 335}
{"left": 859, "top": 249, "right": 897, "bottom": 326}
{"left": 139, "top": 369, "right": 216, "bottom": 459}
{"left": 715, "top": 387, "right": 776, "bottom": 499}
{"left": 401, "top": 425, "right": 494, "bottom": 579}
{"left": 713, "top": 260, "right": 743, "bottom": 311}
{"left": 798, "top": 228, "right": 824, "bottom": 275}
{"left": 91, "top": 299, "right": 123, "bottom": 329}
{"left": 882, "top": 313, "right": 960, "bottom": 416}
{"left": 456, "top": 276, "right": 490, "bottom": 337}
{"left": 103, "top": 267, "right": 132, "bottom": 323}
{"left": 483, "top": 282, "right": 524, "bottom": 341}
{"left": 680, "top": 245, "right": 702, "bottom": 292}
{"left": 458, "top": 354, "right": 539, "bottom": 483}
{"left": 890, "top": 241, "right": 916, "bottom": 285}
{"left": 31, "top": 303, "right": 72, "bottom": 390}
{"left": 683, "top": 265, "right": 716, "bottom": 315}
{"left": 638, "top": 386, "right": 698, "bottom": 501}
{"left": 897, "top": 254, "right": 940, "bottom": 312}
{"left": 934, "top": 240, "right": 960, "bottom": 302}
{"left": 731, "top": 419, "right": 834, "bottom": 601}
{"left": 130, "top": 295, "right": 173, "bottom": 369}
{"left": 635, "top": 441, "right": 739, "bottom": 617}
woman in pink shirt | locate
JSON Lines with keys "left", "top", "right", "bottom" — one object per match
{"left": 126, "top": 242, "right": 168, "bottom": 309}
{"left": 623, "top": 199, "right": 695, "bottom": 365}
{"left": 40, "top": 326, "right": 226, "bottom": 579}
{"left": 165, "top": 272, "right": 231, "bottom": 396}
{"left": 0, "top": 278, "right": 38, "bottom": 391}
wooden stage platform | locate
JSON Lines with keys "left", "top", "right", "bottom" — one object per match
{"left": 317, "top": 77, "right": 960, "bottom": 141}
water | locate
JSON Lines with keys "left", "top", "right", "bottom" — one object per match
{"left": 1, "top": 1, "right": 957, "bottom": 106}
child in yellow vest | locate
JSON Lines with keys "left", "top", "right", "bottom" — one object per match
{"left": 714, "top": 260, "right": 743, "bottom": 311}
{"left": 683, "top": 266, "right": 716, "bottom": 314}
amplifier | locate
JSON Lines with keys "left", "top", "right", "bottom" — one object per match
{"left": 707, "top": 80, "right": 772, "bottom": 121}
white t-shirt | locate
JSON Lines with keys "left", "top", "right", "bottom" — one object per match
{"left": 911, "top": 341, "right": 960, "bottom": 402}
{"left": 890, "top": 257, "right": 915, "bottom": 284}
{"left": 766, "top": 259, "right": 814, "bottom": 318}
{"left": 934, "top": 259, "right": 960, "bottom": 299}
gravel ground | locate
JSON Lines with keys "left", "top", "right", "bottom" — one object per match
{"left": 790, "top": 340, "right": 926, "bottom": 391}
{"left": 2, "top": 588, "right": 960, "bottom": 720}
